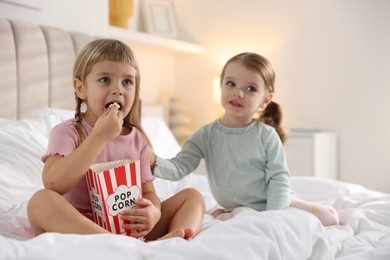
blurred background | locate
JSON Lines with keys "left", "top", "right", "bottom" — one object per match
{"left": 1, "top": 0, "right": 389, "bottom": 193}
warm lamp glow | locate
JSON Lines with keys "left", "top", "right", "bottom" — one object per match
{"left": 213, "top": 76, "right": 221, "bottom": 104}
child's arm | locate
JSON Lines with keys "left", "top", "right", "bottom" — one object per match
{"left": 153, "top": 129, "right": 204, "bottom": 180}
{"left": 266, "top": 173, "right": 291, "bottom": 210}
{"left": 43, "top": 107, "right": 123, "bottom": 194}
{"left": 264, "top": 131, "right": 292, "bottom": 210}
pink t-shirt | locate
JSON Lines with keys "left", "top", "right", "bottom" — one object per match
{"left": 42, "top": 116, "right": 154, "bottom": 212}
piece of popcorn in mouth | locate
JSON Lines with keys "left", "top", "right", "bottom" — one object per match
{"left": 108, "top": 102, "right": 121, "bottom": 109}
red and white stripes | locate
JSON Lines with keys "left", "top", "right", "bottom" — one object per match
{"left": 86, "top": 160, "right": 142, "bottom": 236}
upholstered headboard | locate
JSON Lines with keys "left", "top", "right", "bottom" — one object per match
{"left": 0, "top": 17, "right": 95, "bottom": 120}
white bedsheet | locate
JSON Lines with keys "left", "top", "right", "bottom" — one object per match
{"left": 1, "top": 109, "right": 390, "bottom": 259}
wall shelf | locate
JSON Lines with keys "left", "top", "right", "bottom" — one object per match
{"left": 108, "top": 26, "right": 203, "bottom": 54}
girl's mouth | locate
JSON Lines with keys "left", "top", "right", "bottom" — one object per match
{"left": 105, "top": 102, "right": 122, "bottom": 110}
{"left": 229, "top": 100, "right": 242, "bottom": 107}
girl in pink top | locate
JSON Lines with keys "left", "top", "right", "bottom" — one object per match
{"left": 27, "top": 39, "right": 205, "bottom": 241}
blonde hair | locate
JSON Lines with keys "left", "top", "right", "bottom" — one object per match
{"left": 220, "top": 52, "right": 287, "bottom": 144}
{"left": 72, "top": 38, "right": 153, "bottom": 149}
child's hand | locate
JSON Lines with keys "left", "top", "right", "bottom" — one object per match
{"left": 120, "top": 198, "right": 161, "bottom": 238}
{"left": 92, "top": 105, "right": 123, "bottom": 141}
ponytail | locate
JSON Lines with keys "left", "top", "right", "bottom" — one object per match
{"left": 259, "top": 101, "right": 287, "bottom": 144}
{"left": 74, "top": 95, "right": 87, "bottom": 144}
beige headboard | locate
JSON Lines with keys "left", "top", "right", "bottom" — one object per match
{"left": 0, "top": 17, "right": 95, "bottom": 120}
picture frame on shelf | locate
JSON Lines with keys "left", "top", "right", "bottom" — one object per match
{"left": 141, "top": 0, "right": 178, "bottom": 38}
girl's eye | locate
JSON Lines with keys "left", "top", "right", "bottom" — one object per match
{"left": 246, "top": 86, "right": 257, "bottom": 92}
{"left": 226, "top": 81, "right": 235, "bottom": 87}
{"left": 122, "top": 79, "right": 133, "bottom": 87}
{"left": 99, "top": 76, "right": 110, "bottom": 84}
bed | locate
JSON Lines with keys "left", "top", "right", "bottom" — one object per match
{"left": 1, "top": 17, "right": 390, "bottom": 260}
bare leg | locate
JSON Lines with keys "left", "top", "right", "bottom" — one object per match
{"left": 144, "top": 188, "right": 205, "bottom": 241}
{"left": 27, "top": 189, "right": 109, "bottom": 235}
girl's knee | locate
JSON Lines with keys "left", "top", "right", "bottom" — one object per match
{"left": 180, "top": 188, "right": 201, "bottom": 198}
{"left": 27, "top": 189, "right": 54, "bottom": 235}
{"left": 28, "top": 189, "right": 48, "bottom": 213}
{"left": 181, "top": 188, "right": 205, "bottom": 210}
{"left": 27, "top": 189, "right": 59, "bottom": 218}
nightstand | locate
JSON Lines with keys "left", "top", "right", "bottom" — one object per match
{"left": 284, "top": 130, "right": 338, "bottom": 179}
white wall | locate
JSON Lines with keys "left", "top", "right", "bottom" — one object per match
{"left": 173, "top": 0, "right": 390, "bottom": 193}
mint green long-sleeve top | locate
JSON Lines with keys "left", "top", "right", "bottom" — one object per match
{"left": 154, "top": 119, "right": 292, "bottom": 211}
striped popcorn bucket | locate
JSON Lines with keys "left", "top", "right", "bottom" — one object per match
{"left": 86, "top": 160, "right": 142, "bottom": 236}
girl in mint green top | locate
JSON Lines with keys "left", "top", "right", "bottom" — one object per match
{"left": 154, "top": 52, "right": 339, "bottom": 226}
{"left": 155, "top": 119, "right": 290, "bottom": 211}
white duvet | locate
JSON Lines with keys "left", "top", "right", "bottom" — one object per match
{"left": 0, "top": 109, "right": 390, "bottom": 260}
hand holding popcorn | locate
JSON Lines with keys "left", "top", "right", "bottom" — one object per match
{"left": 120, "top": 198, "right": 161, "bottom": 238}
{"left": 92, "top": 102, "right": 123, "bottom": 141}
{"left": 86, "top": 160, "right": 142, "bottom": 236}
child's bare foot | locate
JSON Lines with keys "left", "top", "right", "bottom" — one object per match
{"left": 183, "top": 228, "right": 195, "bottom": 240}
{"left": 157, "top": 228, "right": 195, "bottom": 240}
{"left": 157, "top": 229, "right": 185, "bottom": 240}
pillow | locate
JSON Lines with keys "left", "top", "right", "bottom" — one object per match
{"left": 0, "top": 118, "right": 48, "bottom": 213}
{"left": 33, "top": 108, "right": 74, "bottom": 125}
